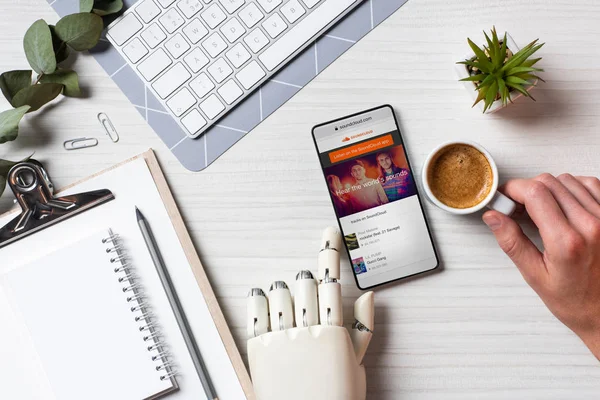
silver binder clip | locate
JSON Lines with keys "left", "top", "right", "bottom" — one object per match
{"left": 98, "top": 112, "right": 119, "bottom": 143}
{"left": 63, "top": 137, "right": 98, "bottom": 150}
{"left": 0, "top": 160, "right": 115, "bottom": 249}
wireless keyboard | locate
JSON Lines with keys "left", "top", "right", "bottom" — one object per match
{"left": 106, "top": 0, "right": 364, "bottom": 139}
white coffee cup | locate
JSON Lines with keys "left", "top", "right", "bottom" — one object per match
{"left": 421, "top": 140, "right": 516, "bottom": 216}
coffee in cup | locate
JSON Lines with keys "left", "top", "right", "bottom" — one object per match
{"left": 421, "top": 140, "right": 516, "bottom": 215}
{"left": 427, "top": 143, "right": 494, "bottom": 209}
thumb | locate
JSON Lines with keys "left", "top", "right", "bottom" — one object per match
{"left": 483, "top": 210, "right": 547, "bottom": 288}
{"left": 351, "top": 292, "right": 374, "bottom": 365}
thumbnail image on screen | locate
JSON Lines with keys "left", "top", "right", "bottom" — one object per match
{"left": 323, "top": 145, "right": 417, "bottom": 218}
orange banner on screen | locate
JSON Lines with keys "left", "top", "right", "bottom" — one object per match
{"left": 328, "top": 134, "right": 395, "bottom": 163}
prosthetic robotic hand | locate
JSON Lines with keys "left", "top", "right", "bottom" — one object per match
{"left": 247, "top": 227, "right": 375, "bottom": 400}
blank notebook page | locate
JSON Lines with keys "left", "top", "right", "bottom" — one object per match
{"left": 1, "top": 231, "right": 175, "bottom": 400}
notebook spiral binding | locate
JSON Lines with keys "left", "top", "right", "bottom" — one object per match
{"left": 103, "top": 229, "right": 177, "bottom": 381}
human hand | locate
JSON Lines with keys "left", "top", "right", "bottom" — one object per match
{"left": 482, "top": 174, "right": 600, "bottom": 359}
{"left": 246, "top": 228, "right": 375, "bottom": 400}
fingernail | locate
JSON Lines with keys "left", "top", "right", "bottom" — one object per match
{"left": 483, "top": 214, "right": 502, "bottom": 231}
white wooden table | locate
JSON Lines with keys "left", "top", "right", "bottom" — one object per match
{"left": 2, "top": 0, "right": 600, "bottom": 398}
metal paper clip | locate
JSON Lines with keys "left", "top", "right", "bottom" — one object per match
{"left": 98, "top": 112, "right": 119, "bottom": 142}
{"left": 63, "top": 137, "right": 98, "bottom": 150}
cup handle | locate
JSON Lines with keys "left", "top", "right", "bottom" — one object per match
{"left": 487, "top": 192, "right": 517, "bottom": 216}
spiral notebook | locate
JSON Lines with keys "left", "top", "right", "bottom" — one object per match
{"left": 1, "top": 230, "right": 176, "bottom": 400}
{"left": 0, "top": 151, "right": 253, "bottom": 400}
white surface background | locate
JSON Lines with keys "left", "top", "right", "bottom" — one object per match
{"left": 1, "top": 0, "right": 600, "bottom": 398}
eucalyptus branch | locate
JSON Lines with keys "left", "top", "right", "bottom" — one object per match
{"left": 0, "top": 0, "right": 124, "bottom": 199}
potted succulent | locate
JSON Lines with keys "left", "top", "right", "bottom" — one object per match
{"left": 455, "top": 27, "right": 545, "bottom": 113}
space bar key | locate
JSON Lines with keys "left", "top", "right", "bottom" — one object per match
{"left": 258, "top": 0, "right": 357, "bottom": 71}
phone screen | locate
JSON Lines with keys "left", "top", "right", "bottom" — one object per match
{"left": 312, "top": 105, "right": 439, "bottom": 289}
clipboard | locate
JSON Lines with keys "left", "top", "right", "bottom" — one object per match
{"left": 0, "top": 149, "right": 254, "bottom": 399}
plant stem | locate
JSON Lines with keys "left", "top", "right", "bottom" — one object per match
{"left": 34, "top": 73, "right": 44, "bottom": 85}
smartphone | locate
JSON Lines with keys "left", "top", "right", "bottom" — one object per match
{"left": 312, "top": 105, "right": 439, "bottom": 289}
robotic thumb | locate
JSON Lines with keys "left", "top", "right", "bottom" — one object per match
{"left": 350, "top": 292, "right": 374, "bottom": 364}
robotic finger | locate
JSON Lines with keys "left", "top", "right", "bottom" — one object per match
{"left": 268, "top": 281, "right": 294, "bottom": 331}
{"left": 318, "top": 227, "right": 343, "bottom": 326}
{"left": 247, "top": 288, "right": 269, "bottom": 338}
{"left": 294, "top": 271, "right": 319, "bottom": 327}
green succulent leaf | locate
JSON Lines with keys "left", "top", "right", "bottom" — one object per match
{"left": 501, "top": 41, "right": 544, "bottom": 73}
{"left": 49, "top": 25, "right": 70, "bottom": 64}
{"left": 55, "top": 13, "right": 104, "bottom": 51}
{"left": 467, "top": 38, "right": 492, "bottom": 71}
{"left": 0, "top": 106, "right": 30, "bottom": 144}
{"left": 505, "top": 82, "right": 531, "bottom": 98}
{"left": 39, "top": 69, "right": 81, "bottom": 97}
{"left": 11, "top": 83, "right": 64, "bottom": 112}
{"left": 506, "top": 76, "right": 529, "bottom": 86}
{"left": 92, "top": 0, "right": 124, "bottom": 16}
{"left": 23, "top": 20, "right": 57, "bottom": 75}
{"left": 80, "top": 0, "right": 94, "bottom": 12}
{"left": 460, "top": 74, "right": 486, "bottom": 82}
{"left": 497, "top": 77, "right": 507, "bottom": 105}
{"left": 0, "top": 70, "right": 32, "bottom": 103}
{"left": 522, "top": 57, "right": 542, "bottom": 68}
{"left": 472, "top": 87, "right": 487, "bottom": 108}
{"left": 484, "top": 80, "right": 498, "bottom": 113}
{"left": 506, "top": 66, "right": 542, "bottom": 76}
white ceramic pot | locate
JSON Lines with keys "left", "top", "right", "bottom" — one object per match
{"left": 455, "top": 32, "right": 538, "bottom": 114}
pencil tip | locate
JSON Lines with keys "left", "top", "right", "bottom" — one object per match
{"left": 135, "top": 206, "right": 143, "bottom": 221}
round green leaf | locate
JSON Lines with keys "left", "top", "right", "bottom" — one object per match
{"left": 55, "top": 13, "right": 104, "bottom": 51}
{"left": 0, "top": 70, "right": 32, "bottom": 103}
{"left": 23, "top": 20, "right": 57, "bottom": 75}
{"left": 0, "top": 106, "right": 31, "bottom": 144}
{"left": 11, "top": 83, "right": 64, "bottom": 112}
{"left": 80, "top": 0, "right": 94, "bottom": 12}
{"left": 40, "top": 69, "right": 81, "bottom": 97}
{"left": 92, "top": 0, "right": 124, "bottom": 16}
{"left": 49, "top": 25, "right": 70, "bottom": 64}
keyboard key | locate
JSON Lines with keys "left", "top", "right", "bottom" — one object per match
{"left": 183, "top": 19, "right": 209, "bottom": 43}
{"left": 220, "top": 18, "right": 246, "bottom": 43}
{"left": 202, "top": 32, "right": 228, "bottom": 57}
{"left": 200, "top": 94, "right": 225, "bottom": 119}
{"left": 201, "top": 4, "right": 227, "bottom": 29}
{"left": 167, "top": 87, "right": 196, "bottom": 116}
{"left": 217, "top": 79, "right": 243, "bottom": 104}
{"left": 157, "top": 0, "right": 176, "bottom": 7}
{"left": 122, "top": 38, "right": 148, "bottom": 63}
{"left": 177, "top": 0, "right": 203, "bottom": 18}
{"left": 244, "top": 28, "right": 269, "bottom": 53}
{"left": 190, "top": 73, "right": 215, "bottom": 98}
{"left": 262, "top": 13, "right": 287, "bottom": 38}
{"left": 137, "top": 48, "right": 172, "bottom": 80}
{"left": 300, "top": 0, "right": 319, "bottom": 8}
{"left": 281, "top": 0, "right": 305, "bottom": 23}
{"left": 165, "top": 33, "right": 191, "bottom": 58}
{"left": 141, "top": 23, "right": 167, "bottom": 48}
{"left": 152, "top": 63, "right": 192, "bottom": 98}
{"left": 181, "top": 109, "right": 207, "bottom": 136}
{"left": 238, "top": 3, "right": 264, "bottom": 28}
{"left": 107, "top": 14, "right": 143, "bottom": 46}
{"left": 218, "top": 0, "right": 245, "bottom": 14}
{"left": 184, "top": 47, "right": 210, "bottom": 72}
{"left": 257, "top": 0, "right": 282, "bottom": 13}
{"left": 236, "top": 60, "right": 265, "bottom": 89}
{"left": 225, "top": 43, "right": 251, "bottom": 68}
{"left": 159, "top": 8, "right": 185, "bottom": 33}
{"left": 260, "top": 0, "right": 355, "bottom": 71}
{"left": 136, "top": 0, "right": 161, "bottom": 23}
{"left": 207, "top": 58, "right": 233, "bottom": 83}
